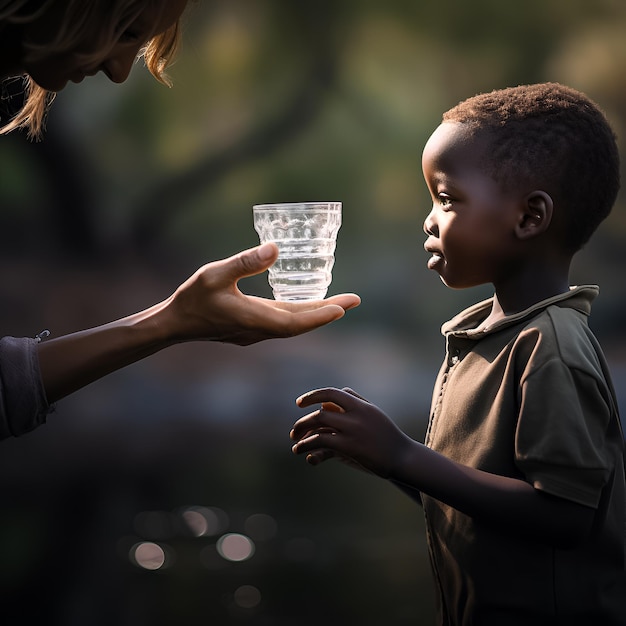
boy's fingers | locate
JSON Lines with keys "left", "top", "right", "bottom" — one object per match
{"left": 342, "top": 387, "right": 369, "bottom": 402}
{"left": 290, "top": 416, "right": 321, "bottom": 441}
{"left": 296, "top": 387, "right": 359, "bottom": 410}
{"left": 305, "top": 450, "right": 336, "bottom": 466}
{"left": 292, "top": 432, "right": 337, "bottom": 455}
{"left": 291, "top": 406, "right": 346, "bottom": 440}
{"left": 321, "top": 401, "right": 345, "bottom": 413}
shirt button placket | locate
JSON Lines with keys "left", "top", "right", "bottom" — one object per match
{"left": 448, "top": 347, "right": 461, "bottom": 367}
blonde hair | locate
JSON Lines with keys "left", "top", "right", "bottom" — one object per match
{"left": 0, "top": 0, "right": 183, "bottom": 139}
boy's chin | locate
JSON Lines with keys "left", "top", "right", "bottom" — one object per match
{"left": 438, "top": 275, "right": 485, "bottom": 291}
{"left": 437, "top": 274, "right": 461, "bottom": 289}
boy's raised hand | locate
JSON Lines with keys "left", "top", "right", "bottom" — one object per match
{"left": 290, "top": 387, "right": 413, "bottom": 479}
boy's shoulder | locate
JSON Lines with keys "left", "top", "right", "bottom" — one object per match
{"left": 514, "top": 287, "right": 611, "bottom": 383}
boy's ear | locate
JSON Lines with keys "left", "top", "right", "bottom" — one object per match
{"left": 515, "top": 191, "right": 553, "bottom": 240}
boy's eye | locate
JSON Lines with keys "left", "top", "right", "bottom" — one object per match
{"left": 438, "top": 194, "right": 452, "bottom": 208}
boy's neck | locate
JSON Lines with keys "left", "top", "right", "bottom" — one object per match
{"left": 481, "top": 264, "right": 571, "bottom": 329}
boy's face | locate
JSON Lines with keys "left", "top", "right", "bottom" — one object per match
{"left": 421, "top": 122, "right": 523, "bottom": 290}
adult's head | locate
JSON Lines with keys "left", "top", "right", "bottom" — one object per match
{"left": 0, "top": 0, "right": 189, "bottom": 138}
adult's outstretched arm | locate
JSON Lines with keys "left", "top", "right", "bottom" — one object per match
{"left": 38, "top": 244, "right": 360, "bottom": 403}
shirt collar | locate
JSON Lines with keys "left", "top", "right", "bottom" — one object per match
{"left": 441, "top": 285, "right": 599, "bottom": 339}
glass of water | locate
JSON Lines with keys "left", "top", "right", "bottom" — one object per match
{"left": 253, "top": 201, "right": 342, "bottom": 301}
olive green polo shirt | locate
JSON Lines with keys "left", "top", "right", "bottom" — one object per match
{"left": 423, "top": 286, "right": 626, "bottom": 625}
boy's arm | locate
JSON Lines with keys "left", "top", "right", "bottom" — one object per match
{"left": 291, "top": 387, "right": 594, "bottom": 548}
{"left": 390, "top": 480, "right": 423, "bottom": 505}
{"left": 389, "top": 437, "right": 594, "bottom": 547}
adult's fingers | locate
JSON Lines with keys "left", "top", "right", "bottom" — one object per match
{"left": 199, "top": 245, "right": 360, "bottom": 313}
{"left": 270, "top": 292, "right": 360, "bottom": 313}
{"left": 238, "top": 292, "right": 361, "bottom": 338}
{"left": 217, "top": 243, "right": 279, "bottom": 284}
{"left": 216, "top": 247, "right": 361, "bottom": 310}
{"left": 267, "top": 296, "right": 360, "bottom": 330}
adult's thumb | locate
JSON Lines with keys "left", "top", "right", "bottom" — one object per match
{"left": 229, "top": 242, "right": 279, "bottom": 279}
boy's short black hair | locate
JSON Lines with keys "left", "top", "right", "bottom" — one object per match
{"left": 443, "top": 82, "right": 620, "bottom": 253}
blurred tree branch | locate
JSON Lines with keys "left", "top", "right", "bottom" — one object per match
{"left": 130, "top": 0, "right": 344, "bottom": 254}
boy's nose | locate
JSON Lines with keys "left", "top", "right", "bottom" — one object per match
{"left": 423, "top": 208, "right": 437, "bottom": 236}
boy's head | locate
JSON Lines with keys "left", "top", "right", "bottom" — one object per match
{"left": 441, "top": 82, "right": 620, "bottom": 253}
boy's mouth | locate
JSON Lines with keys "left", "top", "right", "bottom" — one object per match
{"left": 424, "top": 243, "right": 444, "bottom": 270}
{"left": 426, "top": 253, "right": 444, "bottom": 270}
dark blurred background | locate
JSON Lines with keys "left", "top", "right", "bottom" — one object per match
{"left": 1, "top": 0, "right": 626, "bottom": 624}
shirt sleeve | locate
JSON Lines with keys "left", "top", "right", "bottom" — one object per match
{"left": 515, "top": 357, "right": 614, "bottom": 508}
{"left": 0, "top": 336, "right": 52, "bottom": 440}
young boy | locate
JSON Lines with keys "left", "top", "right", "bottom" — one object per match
{"left": 290, "top": 83, "right": 626, "bottom": 625}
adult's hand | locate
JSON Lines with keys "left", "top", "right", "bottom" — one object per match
{"left": 164, "top": 242, "right": 361, "bottom": 346}
{"left": 39, "top": 244, "right": 360, "bottom": 403}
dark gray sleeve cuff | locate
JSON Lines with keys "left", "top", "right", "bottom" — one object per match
{"left": 0, "top": 336, "right": 52, "bottom": 440}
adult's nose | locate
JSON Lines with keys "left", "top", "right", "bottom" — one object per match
{"left": 102, "top": 47, "right": 139, "bottom": 83}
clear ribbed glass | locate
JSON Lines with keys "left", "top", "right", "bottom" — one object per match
{"left": 253, "top": 202, "right": 342, "bottom": 301}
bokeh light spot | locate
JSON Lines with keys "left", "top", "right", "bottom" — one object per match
{"left": 181, "top": 509, "right": 208, "bottom": 537}
{"left": 131, "top": 541, "right": 167, "bottom": 570}
{"left": 234, "top": 585, "right": 262, "bottom": 609}
{"left": 216, "top": 533, "right": 255, "bottom": 562}
{"left": 244, "top": 513, "right": 277, "bottom": 541}
{"left": 179, "top": 505, "right": 228, "bottom": 537}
